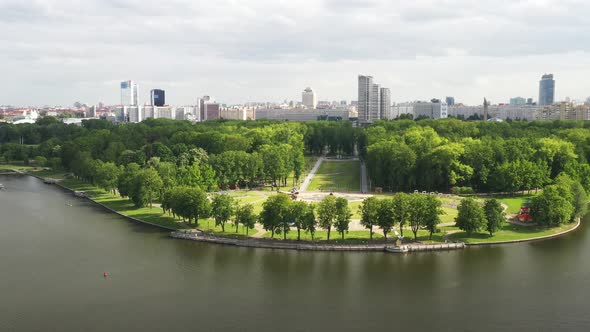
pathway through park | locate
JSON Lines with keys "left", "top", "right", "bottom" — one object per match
{"left": 298, "top": 157, "right": 324, "bottom": 192}
{"left": 360, "top": 162, "right": 369, "bottom": 193}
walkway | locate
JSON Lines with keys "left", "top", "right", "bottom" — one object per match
{"left": 360, "top": 162, "right": 368, "bottom": 193}
{"left": 299, "top": 157, "right": 324, "bottom": 192}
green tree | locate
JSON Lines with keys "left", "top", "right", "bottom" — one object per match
{"left": 235, "top": 203, "right": 257, "bottom": 235}
{"left": 422, "top": 195, "right": 442, "bottom": 240}
{"left": 289, "top": 201, "right": 310, "bottom": 241}
{"left": 484, "top": 199, "right": 505, "bottom": 236}
{"left": 317, "top": 195, "right": 337, "bottom": 241}
{"left": 455, "top": 197, "right": 486, "bottom": 235}
{"left": 117, "top": 163, "right": 140, "bottom": 198}
{"left": 391, "top": 193, "right": 410, "bottom": 237}
{"left": 377, "top": 199, "right": 396, "bottom": 240}
{"left": 530, "top": 185, "right": 575, "bottom": 226}
{"left": 302, "top": 204, "right": 317, "bottom": 240}
{"left": 131, "top": 167, "right": 163, "bottom": 208}
{"left": 96, "top": 161, "right": 121, "bottom": 194}
{"left": 211, "top": 194, "right": 236, "bottom": 232}
{"left": 334, "top": 197, "right": 352, "bottom": 240}
{"left": 359, "top": 196, "right": 380, "bottom": 240}
{"left": 259, "top": 194, "right": 291, "bottom": 238}
{"left": 407, "top": 194, "right": 427, "bottom": 240}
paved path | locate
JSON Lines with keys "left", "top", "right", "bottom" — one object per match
{"left": 299, "top": 157, "right": 324, "bottom": 192}
{"left": 360, "top": 162, "right": 368, "bottom": 193}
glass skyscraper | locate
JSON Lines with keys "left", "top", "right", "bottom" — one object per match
{"left": 538, "top": 74, "right": 555, "bottom": 106}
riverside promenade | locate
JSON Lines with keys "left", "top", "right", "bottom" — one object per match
{"left": 171, "top": 231, "right": 471, "bottom": 253}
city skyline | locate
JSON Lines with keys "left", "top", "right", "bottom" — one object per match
{"left": 2, "top": 0, "right": 590, "bottom": 106}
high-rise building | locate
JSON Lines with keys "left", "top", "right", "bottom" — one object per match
{"left": 446, "top": 97, "right": 455, "bottom": 106}
{"left": 120, "top": 80, "right": 138, "bottom": 106}
{"left": 380, "top": 88, "right": 391, "bottom": 120}
{"left": 539, "top": 74, "right": 555, "bottom": 106}
{"left": 204, "top": 102, "right": 221, "bottom": 121}
{"left": 302, "top": 87, "right": 317, "bottom": 109}
{"left": 150, "top": 89, "right": 166, "bottom": 107}
{"left": 358, "top": 75, "right": 381, "bottom": 123}
{"left": 198, "top": 95, "right": 211, "bottom": 121}
{"left": 510, "top": 97, "right": 526, "bottom": 105}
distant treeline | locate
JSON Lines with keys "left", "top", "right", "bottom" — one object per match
{"left": 2, "top": 117, "right": 590, "bottom": 196}
{"left": 360, "top": 119, "right": 590, "bottom": 193}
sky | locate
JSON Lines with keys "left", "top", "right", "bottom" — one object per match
{"left": 2, "top": 0, "right": 590, "bottom": 107}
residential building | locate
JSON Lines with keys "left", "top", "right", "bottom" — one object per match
{"left": 204, "top": 102, "right": 220, "bottom": 121}
{"left": 412, "top": 99, "right": 448, "bottom": 119}
{"left": 357, "top": 75, "right": 381, "bottom": 123}
{"left": 539, "top": 74, "right": 555, "bottom": 106}
{"left": 255, "top": 108, "right": 350, "bottom": 122}
{"left": 380, "top": 88, "right": 391, "bottom": 120}
{"left": 446, "top": 96, "right": 455, "bottom": 106}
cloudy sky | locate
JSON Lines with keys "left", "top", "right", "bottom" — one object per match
{"left": 2, "top": 0, "right": 590, "bottom": 106}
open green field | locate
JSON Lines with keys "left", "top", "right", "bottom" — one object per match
{"left": 447, "top": 222, "right": 577, "bottom": 243}
{"left": 498, "top": 195, "right": 536, "bottom": 214}
{"left": 0, "top": 164, "right": 40, "bottom": 171}
{"left": 308, "top": 160, "right": 360, "bottom": 192}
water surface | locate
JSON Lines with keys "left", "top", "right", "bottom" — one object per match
{"left": 0, "top": 175, "right": 588, "bottom": 331}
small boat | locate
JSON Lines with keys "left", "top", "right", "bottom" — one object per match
{"left": 385, "top": 245, "right": 409, "bottom": 253}
{"left": 0, "top": 184, "right": 4, "bottom": 190}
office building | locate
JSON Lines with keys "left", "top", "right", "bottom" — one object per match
{"left": 539, "top": 74, "right": 555, "bottom": 106}
{"left": 150, "top": 89, "right": 166, "bottom": 107}
{"left": 358, "top": 75, "right": 381, "bottom": 123}
{"left": 446, "top": 97, "right": 455, "bottom": 106}
{"left": 380, "top": 88, "right": 391, "bottom": 120}
{"left": 120, "top": 80, "right": 138, "bottom": 106}
{"left": 302, "top": 87, "right": 317, "bottom": 109}
{"left": 510, "top": 97, "right": 526, "bottom": 105}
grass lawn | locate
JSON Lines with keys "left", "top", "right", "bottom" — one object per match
{"left": 308, "top": 160, "right": 360, "bottom": 192}
{"left": 447, "top": 222, "right": 577, "bottom": 243}
{"left": 440, "top": 206, "right": 458, "bottom": 223}
{"left": 498, "top": 195, "right": 537, "bottom": 214}
{"left": 0, "top": 164, "right": 40, "bottom": 171}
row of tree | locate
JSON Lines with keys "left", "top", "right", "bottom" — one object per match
{"left": 455, "top": 198, "right": 505, "bottom": 236}
{"left": 359, "top": 193, "right": 443, "bottom": 240}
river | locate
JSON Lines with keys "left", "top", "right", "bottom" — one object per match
{"left": 0, "top": 175, "right": 588, "bottom": 331}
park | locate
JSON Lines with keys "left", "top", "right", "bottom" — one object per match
{"left": 0, "top": 118, "right": 587, "bottom": 249}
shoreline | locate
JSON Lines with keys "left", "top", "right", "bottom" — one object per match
{"left": 14, "top": 172, "right": 584, "bottom": 252}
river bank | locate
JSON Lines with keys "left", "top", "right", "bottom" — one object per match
{"left": 10, "top": 169, "right": 583, "bottom": 252}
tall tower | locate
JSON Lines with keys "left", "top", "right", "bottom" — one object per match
{"left": 538, "top": 74, "right": 555, "bottom": 106}
{"left": 120, "top": 80, "right": 138, "bottom": 106}
{"left": 483, "top": 98, "right": 489, "bottom": 121}
{"left": 302, "top": 87, "right": 317, "bottom": 109}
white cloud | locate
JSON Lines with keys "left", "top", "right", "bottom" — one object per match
{"left": 1, "top": 0, "right": 589, "bottom": 106}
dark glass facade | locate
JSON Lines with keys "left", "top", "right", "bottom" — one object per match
{"left": 151, "top": 89, "right": 165, "bottom": 107}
